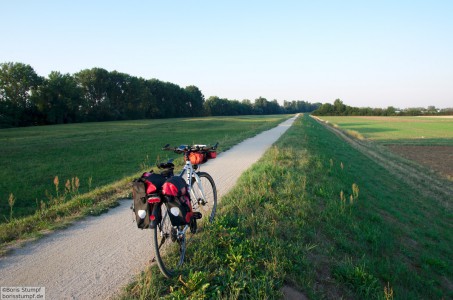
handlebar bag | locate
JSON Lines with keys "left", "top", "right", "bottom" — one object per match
{"left": 187, "top": 152, "right": 207, "bottom": 165}
{"left": 162, "top": 176, "right": 193, "bottom": 225}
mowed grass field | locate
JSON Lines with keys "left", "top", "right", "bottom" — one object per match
{"left": 122, "top": 114, "right": 452, "bottom": 299}
{"left": 0, "top": 115, "right": 290, "bottom": 223}
{"left": 316, "top": 116, "right": 453, "bottom": 145}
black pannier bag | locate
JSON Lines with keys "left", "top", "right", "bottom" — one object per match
{"left": 132, "top": 178, "right": 150, "bottom": 229}
{"left": 162, "top": 176, "right": 194, "bottom": 226}
{"left": 132, "top": 171, "right": 166, "bottom": 229}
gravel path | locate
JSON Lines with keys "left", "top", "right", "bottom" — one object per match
{"left": 0, "top": 116, "right": 296, "bottom": 300}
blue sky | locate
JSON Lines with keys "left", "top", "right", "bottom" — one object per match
{"left": 1, "top": 0, "right": 452, "bottom": 108}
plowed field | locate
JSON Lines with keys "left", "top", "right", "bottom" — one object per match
{"left": 386, "top": 145, "right": 453, "bottom": 179}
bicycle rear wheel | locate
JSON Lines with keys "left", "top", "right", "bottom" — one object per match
{"left": 191, "top": 172, "right": 217, "bottom": 223}
{"left": 152, "top": 204, "right": 185, "bottom": 278}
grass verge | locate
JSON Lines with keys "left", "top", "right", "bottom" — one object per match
{"left": 120, "top": 114, "right": 452, "bottom": 299}
{"left": 0, "top": 176, "right": 131, "bottom": 255}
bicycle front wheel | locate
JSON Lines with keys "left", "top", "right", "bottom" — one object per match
{"left": 191, "top": 172, "right": 217, "bottom": 223}
{"left": 152, "top": 204, "right": 185, "bottom": 278}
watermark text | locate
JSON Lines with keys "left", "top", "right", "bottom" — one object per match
{"left": 1, "top": 287, "right": 45, "bottom": 299}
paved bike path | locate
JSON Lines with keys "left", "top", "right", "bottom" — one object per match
{"left": 0, "top": 115, "right": 297, "bottom": 299}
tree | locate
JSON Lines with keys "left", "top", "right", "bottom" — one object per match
{"left": 253, "top": 97, "right": 269, "bottom": 114}
{"left": 74, "top": 68, "right": 111, "bottom": 121}
{"left": 0, "top": 62, "right": 42, "bottom": 127}
{"left": 34, "top": 72, "right": 83, "bottom": 124}
{"left": 161, "top": 81, "right": 187, "bottom": 117}
{"left": 312, "top": 103, "right": 334, "bottom": 115}
{"left": 268, "top": 99, "right": 281, "bottom": 114}
{"left": 333, "top": 99, "right": 346, "bottom": 115}
{"left": 146, "top": 79, "right": 167, "bottom": 118}
{"left": 404, "top": 108, "right": 422, "bottom": 116}
{"left": 107, "top": 71, "right": 131, "bottom": 120}
{"left": 204, "top": 96, "right": 230, "bottom": 116}
{"left": 0, "top": 62, "right": 42, "bottom": 108}
{"left": 184, "top": 85, "right": 204, "bottom": 117}
{"left": 385, "top": 106, "right": 396, "bottom": 116}
{"left": 125, "top": 76, "right": 149, "bottom": 119}
{"left": 241, "top": 99, "right": 253, "bottom": 115}
{"left": 426, "top": 106, "right": 437, "bottom": 114}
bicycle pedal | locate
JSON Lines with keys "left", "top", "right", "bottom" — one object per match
{"left": 192, "top": 212, "right": 202, "bottom": 219}
{"left": 190, "top": 218, "right": 197, "bottom": 234}
{"left": 171, "top": 228, "right": 177, "bottom": 242}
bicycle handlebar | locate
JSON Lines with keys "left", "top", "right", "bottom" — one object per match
{"left": 162, "top": 143, "right": 218, "bottom": 153}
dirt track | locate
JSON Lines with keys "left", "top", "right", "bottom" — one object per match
{"left": 0, "top": 116, "right": 297, "bottom": 299}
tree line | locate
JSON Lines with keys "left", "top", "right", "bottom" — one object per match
{"left": 313, "top": 99, "right": 453, "bottom": 116}
{"left": 0, "top": 62, "right": 320, "bottom": 128}
{"left": 204, "top": 96, "right": 320, "bottom": 116}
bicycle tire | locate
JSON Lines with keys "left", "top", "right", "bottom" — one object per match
{"left": 152, "top": 203, "right": 185, "bottom": 278}
{"left": 191, "top": 172, "right": 217, "bottom": 223}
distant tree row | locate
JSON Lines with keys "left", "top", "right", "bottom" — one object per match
{"left": 0, "top": 62, "right": 320, "bottom": 128}
{"left": 313, "top": 99, "right": 453, "bottom": 116}
{"left": 203, "top": 96, "right": 320, "bottom": 116}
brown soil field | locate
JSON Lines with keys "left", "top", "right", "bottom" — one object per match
{"left": 387, "top": 145, "right": 453, "bottom": 179}
{"left": 418, "top": 115, "right": 453, "bottom": 118}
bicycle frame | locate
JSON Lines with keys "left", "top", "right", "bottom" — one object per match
{"left": 178, "top": 159, "right": 195, "bottom": 193}
{"left": 178, "top": 158, "right": 209, "bottom": 207}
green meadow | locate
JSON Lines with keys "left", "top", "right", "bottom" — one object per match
{"left": 0, "top": 115, "right": 289, "bottom": 222}
{"left": 317, "top": 116, "right": 453, "bottom": 145}
{"left": 122, "top": 114, "right": 452, "bottom": 299}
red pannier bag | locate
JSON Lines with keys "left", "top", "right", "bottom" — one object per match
{"left": 141, "top": 171, "right": 166, "bottom": 194}
{"left": 162, "top": 176, "right": 193, "bottom": 225}
{"left": 207, "top": 151, "right": 217, "bottom": 159}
